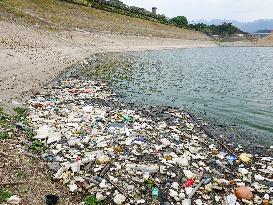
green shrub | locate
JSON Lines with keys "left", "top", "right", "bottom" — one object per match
{"left": 30, "top": 140, "right": 46, "bottom": 153}
{"left": 0, "top": 189, "right": 12, "bottom": 202}
{"left": 84, "top": 195, "right": 106, "bottom": 205}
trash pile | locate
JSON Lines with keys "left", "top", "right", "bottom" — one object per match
{"left": 26, "top": 78, "right": 273, "bottom": 204}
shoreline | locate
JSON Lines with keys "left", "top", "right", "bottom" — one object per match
{"left": 0, "top": 20, "right": 216, "bottom": 112}
{"left": 24, "top": 73, "right": 273, "bottom": 204}
{"left": 1, "top": 20, "right": 273, "bottom": 204}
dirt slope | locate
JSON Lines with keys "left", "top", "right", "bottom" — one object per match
{"left": 0, "top": 0, "right": 211, "bottom": 40}
{"left": 257, "top": 33, "right": 273, "bottom": 46}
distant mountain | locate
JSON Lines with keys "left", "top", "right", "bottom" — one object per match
{"left": 195, "top": 19, "right": 273, "bottom": 33}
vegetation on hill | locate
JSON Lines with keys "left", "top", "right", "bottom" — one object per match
{"left": 64, "top": 0, "right": 169, "bottom": 24}
{"left": 188, "top": 22, "right": 244, "bottom": 36}
{"left": 0, "top": 0, "right": 210, "bottom": 40}
{"left": 169, "top": 16, "right": 188, "bottom": 28}
{"left": 63, "top": 0, "right": 243, "bottom": 37}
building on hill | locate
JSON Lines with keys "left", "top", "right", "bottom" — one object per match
{"left": 152, "top": 7, "right": 157, "bottom": 14}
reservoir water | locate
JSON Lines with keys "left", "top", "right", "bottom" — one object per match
{"left": 85, "top": 47, "right": 273, "bottom": 147}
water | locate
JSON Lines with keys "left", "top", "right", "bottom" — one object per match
{"left": 85, "top": 47, "right": 273, "bottom": 146}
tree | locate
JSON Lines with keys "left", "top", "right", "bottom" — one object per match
{"left": 170, "top": 16, "right": 188, "bottom": 28}
{"left": 188, "top": 22, "right": 243, "bottom": 36}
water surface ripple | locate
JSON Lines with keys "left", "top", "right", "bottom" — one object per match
{"left": 86, "top": 47, "right": 273, "bottom": 146}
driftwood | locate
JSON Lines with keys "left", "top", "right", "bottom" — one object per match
{"left": 184, "top": 110, "right": 247, "bottom": 166}
{"left": 0, "top": 151, "right": 8, "bottom": 156}
{"left": 0, "top": 181, "right": 29, "bottom": 186}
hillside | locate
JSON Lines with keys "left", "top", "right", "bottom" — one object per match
{"left": 0, "top": 0, "right": 210, "bottom": 40}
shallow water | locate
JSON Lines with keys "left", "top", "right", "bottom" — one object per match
{"left": 85, "top": 47, "right": 273, "bottom": 146}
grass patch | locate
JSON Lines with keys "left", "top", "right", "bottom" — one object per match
{"left": 13, "top": 107, "right": 27, "bottom": 117}
{"left": 0, "top": 106, "right": 34, "bottom": 140}
{"left": 30, "top": 140, "right": 46, "bottom": 153}
{"left": 84, "top": 195, "right": 106, "bottom": 205}
{"left": 0, "top": 189, "right": 12, "bottom": 202}
{"left": 0, "top": 131, "right": 11, "bottom": 139}
{"left": 0, "top": 0, "right": 210, "bottom": 40}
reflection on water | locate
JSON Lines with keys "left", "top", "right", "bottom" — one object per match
{"left": 85, "top": 47, "right": 273, "bottom": 146}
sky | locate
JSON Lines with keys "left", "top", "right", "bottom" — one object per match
{"left": 121, "top": 0, "right": 273, "bottom": 22}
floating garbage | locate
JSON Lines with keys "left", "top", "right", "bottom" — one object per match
{"left": 25, "top": 78, "right": 273, "bottom": 204}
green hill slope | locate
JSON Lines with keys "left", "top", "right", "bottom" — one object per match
{"left": 0, "top": 0, "right": 211, "bottom": 40}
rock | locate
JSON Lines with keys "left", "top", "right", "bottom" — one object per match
{"left": 235, "top": 186, "right": 253, "bottom": 201}
{"left": 7, "top": 195, "right": 21, "bottom": 204}
{"left": 113, "top": 194, "right": 126, "bottom": 204}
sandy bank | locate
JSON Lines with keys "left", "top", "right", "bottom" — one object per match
{"left": 0, "top": 21, "right": 216, "bottom": 111}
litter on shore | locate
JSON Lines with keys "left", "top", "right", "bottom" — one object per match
{"left": 24, "top": 78, "right": 272, "bottom": 204}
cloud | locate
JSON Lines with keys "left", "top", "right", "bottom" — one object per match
{"left": 121, "top": 0, "right": 273, "bottom": 21}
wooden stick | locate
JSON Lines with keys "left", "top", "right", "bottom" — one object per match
{"left": 0, "top": 151, "right": 8, "bottom": 156}
{"left": 0, "top": 181, "right": 29, "bottom": 186}
{"left": 184, "top": 110, "right": 247, "bottom": 166}
{"left": 106, "top": 176, "right": 131, "bottom": 200}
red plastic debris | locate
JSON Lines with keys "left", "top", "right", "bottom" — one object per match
{"left": 182, "top": 179, "right": 195, "bottom": 188}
